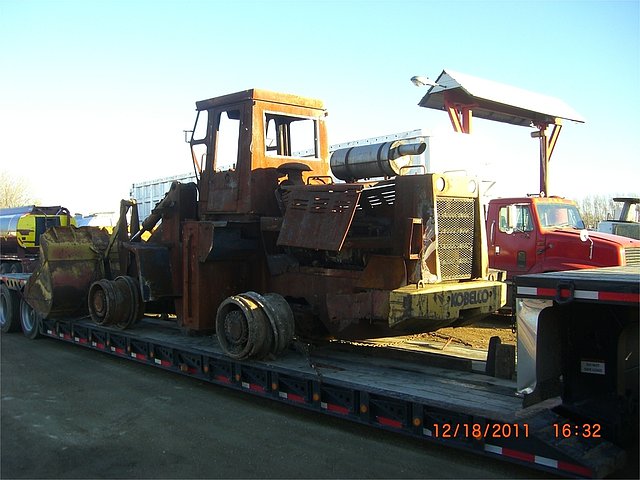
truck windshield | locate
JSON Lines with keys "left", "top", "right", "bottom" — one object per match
{"left": 536, "top": 203, "right": 585, "bottom": 229}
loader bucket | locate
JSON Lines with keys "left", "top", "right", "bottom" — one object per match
{"left": 24, "top": 226, "right": 120, "bottom": 319}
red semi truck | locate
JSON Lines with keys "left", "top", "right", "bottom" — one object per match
{"left": 486, "top": 195, "right": 640, "bottom": 280}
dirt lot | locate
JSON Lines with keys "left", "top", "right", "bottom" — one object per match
{"left": 410, "top": 318, "right": 516, "bottom": 349}
{"left": 358, "top": 317, "right": 517, "bottom": 361}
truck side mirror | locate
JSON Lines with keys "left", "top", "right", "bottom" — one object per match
{"left": 579, "top": 229, "right": 590, "bottom": 242}
{"left": 580, "top": 229, "right": 594, "bottom": 259}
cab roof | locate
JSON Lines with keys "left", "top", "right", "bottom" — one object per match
{"left": 492, "top": 196, "right": 578, "bottom": 205}
{"left": 196, "top": 89, "right": 325, "bottom": 112}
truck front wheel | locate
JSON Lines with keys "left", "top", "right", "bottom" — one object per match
{"left": 20, "top": 299, "right": 42, "bottom": 339}
{"left": 0, "top": 284, "right": 21, "bottom": 333}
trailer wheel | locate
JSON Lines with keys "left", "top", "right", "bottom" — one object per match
{"left": 0, "top": 284, "right": 21, "bottom": 333}
{"left": 20, "top": 299, "right": 42, "bottom": 339}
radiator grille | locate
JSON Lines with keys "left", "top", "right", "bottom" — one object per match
{"left": 436, "top": 197, "right": 475, "bottom": 280}
{"left": 624, "top": 247, "right": 640, "bottom": 266}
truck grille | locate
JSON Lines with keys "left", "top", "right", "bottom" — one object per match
{"left": 624, "top": 247, "right": 640, "bottom": 266}
{"left": 436, "top": 197, "right": 475, "bottom": 281}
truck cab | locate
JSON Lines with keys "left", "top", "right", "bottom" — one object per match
{"left": 486, "top": 196, "right": 640, "bottom": 279}
{"left": 0, "top": 206, "right": 74, "bottom": 273}
{"left": 597, "top": 197, "right": 640, "bottom": 240}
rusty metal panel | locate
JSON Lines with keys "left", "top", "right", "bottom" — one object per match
{"left": 126, "top": 243, "right": 174, "bottom": 302}
{"left": 356, "top": 181, "right": 396, "bottom": 214}
{"left": 181, "top": 221, "right": 218, "bottom": 332}
{"left": 277, "top": 185, "right": 362, "bottom": 251}
{"left": 325, "top": 290, "right": 390, "bottom": 334}
{"left": 267, "top": 267, "right": 362, "bottom": 336}
{"left": 357, "top": 255, "right": 406, "bottom": 290}
{"left": 206, "top": 170, "right": 240, "bottom": 213}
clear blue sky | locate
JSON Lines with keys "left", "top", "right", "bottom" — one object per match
{"left": 1, "top": 0, "right": 638, "bottom": 214}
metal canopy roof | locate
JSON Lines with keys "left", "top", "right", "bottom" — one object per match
{"left": 418, "top": 69, "right": 585, "bottom": 127}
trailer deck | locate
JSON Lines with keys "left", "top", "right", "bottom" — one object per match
{"left": 515, "top": 265, "right": 640, "bottom": 303}
{"left": 40, "top": 315, "right": 625, "bottom": 478}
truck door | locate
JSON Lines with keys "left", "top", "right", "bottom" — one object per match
{"left": 489, "top": 203, "right": 537, "bottom": 277}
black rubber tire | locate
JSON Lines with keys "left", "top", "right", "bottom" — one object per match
{"left": 20, "top": 299, "right": 42, "bottom": 339}
{"left": 0, "top": 284, "right": 21, "bottom": 333}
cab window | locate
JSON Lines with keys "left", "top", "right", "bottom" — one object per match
{"left": 215, "top": 110, "right": 241, "bottom": 171}
{"left": 265, "top": 113, "right": 318, "bottom": 158}
{"left": 498, "top": 205, "right": 533, "bottom": 233}
{"left": 189, "top": 109, "right": 209, "bottom": 176}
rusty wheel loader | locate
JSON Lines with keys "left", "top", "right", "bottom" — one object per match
{"left": 23, "top": 89, "right": 506, "bottom": 360}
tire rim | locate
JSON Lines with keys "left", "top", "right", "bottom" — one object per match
{"left": 0, "top": 295, "right": 7, "bottom": 327}
{"left": 20, "top": 301, "right": 36, "bottom": 332}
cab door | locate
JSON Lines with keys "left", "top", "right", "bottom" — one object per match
{"left": 193, "top": 104, "right": 249, "bottom": 215}
{"left": 207, "top": 107, "right": 245, "bottom": 213}
{"left": 489, "top": 203, "right": 538, "bottom": 278}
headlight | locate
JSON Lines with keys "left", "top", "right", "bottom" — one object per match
{"left": 467, "top": 179, "right": 477, "bottom": 193}
{"left": 435, "top": 176, "right": 446, "bottom": 192}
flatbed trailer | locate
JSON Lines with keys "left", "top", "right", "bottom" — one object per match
{"left": 1, "top": 267, "right": 638, "bottom": 478}
{"left": 514, "top": 266, "right": 639, "bottom": 443}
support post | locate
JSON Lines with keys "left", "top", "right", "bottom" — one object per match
{"left": 444, "top": 91, "right": 473, "bottom": 134}
{"left": 531, "top": 119, "right": 562, "bottom": 195}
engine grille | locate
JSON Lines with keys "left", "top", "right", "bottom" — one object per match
{"left": 436, "top": 197, "right": 475, "bottom": 281}
{"left": 624, "top": 247, "right": 640, "bottom": 266}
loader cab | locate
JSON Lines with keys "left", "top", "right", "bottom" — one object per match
{"left": 190, "top": 89, "right": 330, "bottom": 219}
